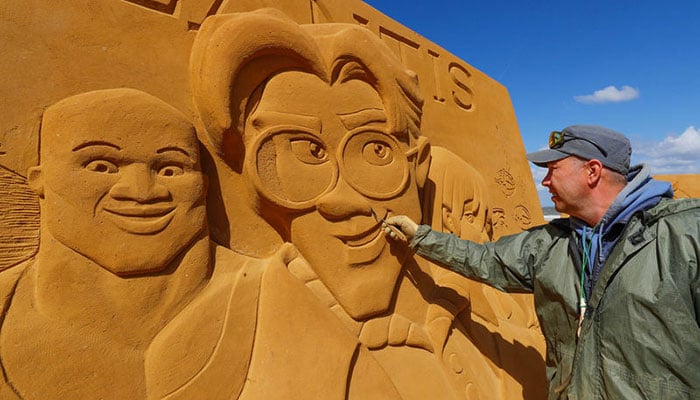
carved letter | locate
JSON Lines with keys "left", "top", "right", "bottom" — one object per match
{"left": 428, "top": 50, "right": 446, "bottom": 103}
{"left": 448, "top": 62, "right": 474, "bottom": 111}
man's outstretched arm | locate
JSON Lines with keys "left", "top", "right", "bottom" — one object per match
{"left": 384, "top": 215, "right": 537, "bottom": 293}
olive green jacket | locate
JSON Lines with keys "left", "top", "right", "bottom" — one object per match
{"left": 411, "top": 198, "right": 700, "bottom": 399}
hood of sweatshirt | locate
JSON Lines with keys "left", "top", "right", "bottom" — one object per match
{"left": 570, "top": 164, "right": 674, "bottom": 297}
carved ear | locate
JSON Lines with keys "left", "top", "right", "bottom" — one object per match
{"left": 414, "top": 136, "right": 431, "bottom": 190}
{"left": 26, "top": 166, "right": 44, "bottom": 198}
{"left": 441, "top": 207, "right": 456, "bottom": 235}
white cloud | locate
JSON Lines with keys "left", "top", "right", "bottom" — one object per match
{"left": 574, "top": 85, "right": 640, "bottom": 104}
{"left": 633, "top": 126, "right": 700, "bottom": 174}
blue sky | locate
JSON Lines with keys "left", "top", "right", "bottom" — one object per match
{"left": 364, "top": 0, "right": 700, "bottom": 205}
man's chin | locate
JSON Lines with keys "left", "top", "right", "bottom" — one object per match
{"left": 551, "top": 197, "right": 563, "bottom": 211}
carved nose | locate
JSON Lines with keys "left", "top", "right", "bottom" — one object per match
{"left": 109, "top": 164, "right": 169, "bottom": 203}
{"left": 315, "top": 176, "right": 371, "bottom": 221}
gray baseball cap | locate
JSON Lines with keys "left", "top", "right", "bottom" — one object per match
{"left": 526, "top": 125, "right": 631, "bottom": 174}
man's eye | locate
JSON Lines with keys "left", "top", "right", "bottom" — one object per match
{"left": 290, "top": 139, "right": 328, "bottom": 165}
{"left": 362, "top": 141, "right": 394, "bottom": 166}
{"left": 158, "top": 165, "right": 184, "bottom": 177}
{"left": 85, "top": 159, "right": 118, "bottom": 173}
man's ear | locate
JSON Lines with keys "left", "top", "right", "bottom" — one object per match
{"left": 27, "top": 166, "right": 44, "bottom": 198}
{"left": 586, "top": 159, "right": 603, "bottom": 186}
{"left": 414, "top": 136, "right": 431, "bottom": 190}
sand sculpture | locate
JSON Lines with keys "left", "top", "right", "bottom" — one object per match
{"left": 0, "top": 89, "right": 214, "bottom": 398}
{"left": 655, "top": 174, "right": 700, "bottom": 199}
{"left": 0, "top": 1, "right": 547, "bottom": 399}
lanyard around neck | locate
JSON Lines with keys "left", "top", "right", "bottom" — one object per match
{"left": 577, "top": 227, "right": 592, "bottom": 337}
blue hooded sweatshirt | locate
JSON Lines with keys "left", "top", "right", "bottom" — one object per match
{"left": 570, "top": 164, "right": 674, "bottom": 299}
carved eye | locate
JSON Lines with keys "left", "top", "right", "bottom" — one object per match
{"left": 462, "top": 211, "right": 475, "bottom": 224}
{"left": 85, "top": 159, "right": 118, "bottom": 174}
{"left": 290, "top": 139, "right": 328, "bottom": 165}
{"left": 158, "top": 165, "right": 184, "bottom": 177}
{"left": 362, "top": 141, "right": 394, "bottom": 166}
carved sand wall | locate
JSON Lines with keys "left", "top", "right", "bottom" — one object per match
{"left": 655, "top": 174, "right": 700, "bottom": 199}
{"left": 0, "top": 1, "right": 546, "bottom": 399}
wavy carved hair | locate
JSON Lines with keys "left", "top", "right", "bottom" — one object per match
{"left": 190, "top": 9, "right": 423, "bottom": 171}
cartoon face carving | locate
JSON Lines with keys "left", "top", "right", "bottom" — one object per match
{"left": 31, "top": 89, "right": 207, "bottom": 275}
{"left": 245, "top": 72, "right": 422, "bottom": 320}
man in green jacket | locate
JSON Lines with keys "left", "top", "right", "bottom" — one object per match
{"left": 386, "top": 125, "right": 700, "bottom": 399}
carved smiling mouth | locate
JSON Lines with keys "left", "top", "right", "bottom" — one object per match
{"left": 103, "top": 205, "right": 176, "bottom": 235}
{"left": 338, "top": 221, "right": 386, "bottom": 265}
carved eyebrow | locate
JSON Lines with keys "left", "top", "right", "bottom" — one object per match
{"left": 251, "top": 111, "right": 322, "bottom": 132}
{"left": 72, "top": 141, "right": 121, "bottom": 152}
{"left": 156, "top": 146, "right": 191, "bottom": 157}
{"left": 338, "top": 108, "right": 386, "bottom": 131}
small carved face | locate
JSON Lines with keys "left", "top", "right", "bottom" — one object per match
{"left": 428, "top": 147, "right": 491, "bottom": 242}
{"left": 32, "top": 90, "right": 207, "bottom": 275}
{"left": 245, "top": 71, "right": 422, "bottom": 320}
{"left": 441, "top": 191, "right": 487, "bottom": 242}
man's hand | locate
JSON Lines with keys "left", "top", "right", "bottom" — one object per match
{"left": 383, "top": 215, "right": 419, "bottom": 241}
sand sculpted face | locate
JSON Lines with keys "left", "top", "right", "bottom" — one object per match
{"left": 246, "top": 71, "right": 422, "bottom": 320}
{"left": 30, "top": 89, "right": 207, "bottom": 275}
{"left": 427, "top": 146, "right": 492, "bottom": 242}
{"left": 187, "top": 10, "right": 430, "bottom": 321}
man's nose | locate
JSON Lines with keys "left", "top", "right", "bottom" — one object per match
{"left": 315, "top": 175, "right": 371, "bottom": 221}
{"left": 109, "top": 164, "right": 169, "bottom": 202}
{"left": 541, "top": 170, "right": 552, "bottom": 187}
